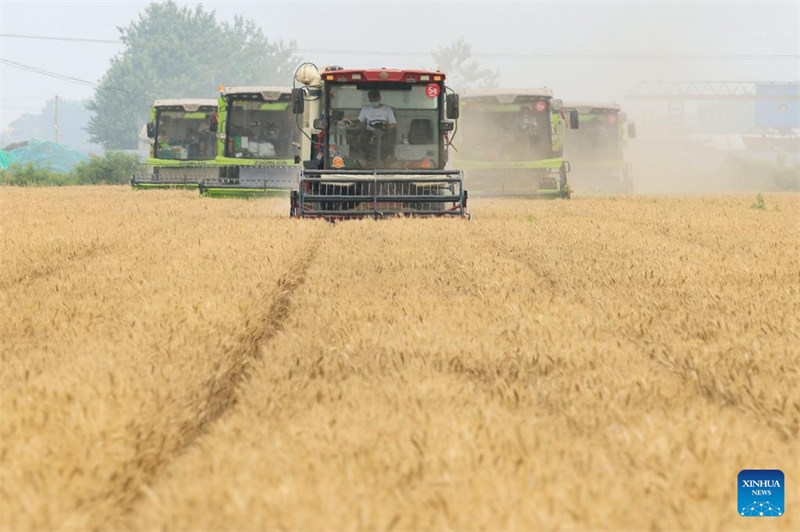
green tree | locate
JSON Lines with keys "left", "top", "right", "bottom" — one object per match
{"left": 431, "top": 38, "right": 499, "bottom": 91}
{"left": 88, "top": 1, "right": 297, "bottom": 149}
{"left": 71, "top": 152, "right": 140, "bottom": 185}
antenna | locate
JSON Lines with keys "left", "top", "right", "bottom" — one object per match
{"left": 54, "top": 95, "right": 60, "bottom": 144}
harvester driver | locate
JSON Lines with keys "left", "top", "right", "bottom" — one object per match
{"left": 511, "top": 106, "right": 541, "bottom": 158}
{"left": 358, "top": 89, "right": 396, "bottom": 131}
{"left": 357, "top": 89, "right": 396, "bottom": 166}
{"left": 516, "top": 106, "right": 538, "bottom": 132}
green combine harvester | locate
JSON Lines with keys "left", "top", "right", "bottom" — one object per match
{"left": 204, "top": 86, "right": 301, "bottom": 198}
{"left": 458, "top": 89, "right": 578, "bottom": 198}
{"left": 561, "top": 102, "right": 636, "bottom": 194}
{"left": 133, "top": 99, "right": 220, "bottom": 190}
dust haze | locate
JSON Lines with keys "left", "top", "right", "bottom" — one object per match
{"left": 1, "top": 1, "right": 798, "bottom": 193}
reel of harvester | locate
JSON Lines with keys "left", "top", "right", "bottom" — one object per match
{"left": 130, "top": 164, "right": 221, "bottom": 191}
{"left": 198, "top": 164, "right": 296, "bottom": 198}
{"left": 290, "top": 169, "right": 468, "bottom": 220}
{"left": 130, "top": 176, "right": 199, "bottom": 190}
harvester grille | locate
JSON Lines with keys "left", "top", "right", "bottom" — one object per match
{"left": 292, "top": 169, "right": 468, "bottom": 219}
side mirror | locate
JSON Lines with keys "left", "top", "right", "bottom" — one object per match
{"left": 291, "top": 88, "right": 305, "bottom": 114}
{"left": 146, "top": 122, "right": 155, "bottom": 138}
{"left": 446, "top": 93, "right": 459, "bottom": 119}
{"left": 570, "top": 109, "right": 579, "bottom": 130}
{"left": 440, "top": 121, "right": 455, "bottom": 132}
{"left": 313, "top": 118, "right": 327, "bottom": 130}
{"left": 628, "top": 122, "right": 637, "bottom": 139}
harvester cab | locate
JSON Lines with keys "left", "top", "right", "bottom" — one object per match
{"left": 458, "top": 89, "right": 574, "bottom": 198}
{"left": 562, "top": 102, "right": 635, "bottom": 194}
{"left": 133, "top": 99, "right": 219, "bottom": 189}
{"left": 206, "top": 86, "right": 301, "bottom": 198}
{"left": 289, "top": 63, "right": 468, "bottom": 219}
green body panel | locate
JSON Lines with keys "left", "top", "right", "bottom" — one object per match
{"left": 213, "top": 155, "right": 297, "bottom": 167}
{"left": 145, "top": 157, "right": 222, "bottom": 168}
{"left": 199, "top": 186, "right": 289, "bottom": 199}
{"left": 258, "top": 102, "right": 289, "bottom": 111}
{"left": 551, "top": 110, "right": 566, "bottom": 154}
{"left": 216, "top": 94, "right": 228, "bottom": 159}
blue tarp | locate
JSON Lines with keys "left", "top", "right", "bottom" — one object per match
{"left": 2, "top": 139, "right": 89, "bottom": 172}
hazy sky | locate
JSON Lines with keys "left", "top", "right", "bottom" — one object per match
{"left": 1, "top": 0, "right": 798, "bottom": 133}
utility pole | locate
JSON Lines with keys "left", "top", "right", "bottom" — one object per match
{"left": 54, "top": 95, "right": 59, "bottom": 144}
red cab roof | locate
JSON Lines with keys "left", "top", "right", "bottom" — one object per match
{"left": 322, "top": 68, "right": 445, "bottom": 82}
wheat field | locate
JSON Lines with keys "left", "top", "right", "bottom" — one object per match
{"left": 1, "top": 186, "right": 798, "bottom": 532}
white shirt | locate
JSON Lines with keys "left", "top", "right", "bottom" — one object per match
{"left": 358, "top": 105, "right": 396, "bottom": 130}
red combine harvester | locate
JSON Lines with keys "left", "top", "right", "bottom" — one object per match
{"left": 289, "top": 64, "right": 467, "bottom": 219}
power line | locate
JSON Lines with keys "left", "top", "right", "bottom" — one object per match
{"left": 1, "top": 33, "right": 798, "bottom": 60}
{"left": 0, "top": 33, "right": 120, "bottom": 44}
{"left": 0, "top": 58, "right": 142, "bottom": 99}
{"left": 0, "top": 58, "right": 98, "bottom": 87}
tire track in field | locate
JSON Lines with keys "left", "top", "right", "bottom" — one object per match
{"left": 473, "top": 225, "right": 798, "bottom": 440}
{"left": 88, "top": 231, "right": 323, "bottom": 530}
